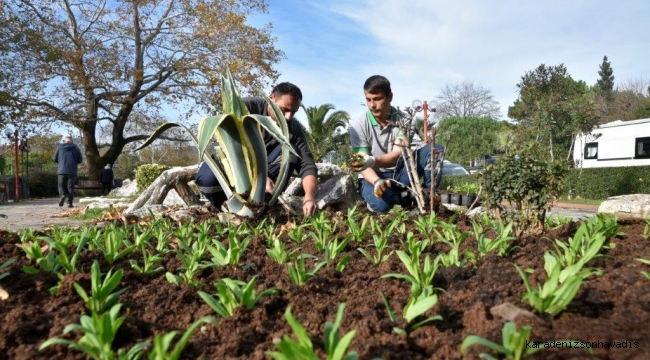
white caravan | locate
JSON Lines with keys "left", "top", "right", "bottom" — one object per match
{"left": 573, "top": 118, "right": 650, "bottom": 168}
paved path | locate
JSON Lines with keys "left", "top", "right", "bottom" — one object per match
{"left": 0, "top": 197, "right": 85, "bottom": 232}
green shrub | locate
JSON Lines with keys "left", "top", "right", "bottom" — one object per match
{"left": 479, "top": 148, "right": 568, "bottom": 235}
{"left": 27, "top": 172, "right": 59, "bottom": 198}
{"left": 135, "top": 164, "right": 170, "bottom": 192}
{"left": 566, "top": 167, "right": 650, "bottom": 199}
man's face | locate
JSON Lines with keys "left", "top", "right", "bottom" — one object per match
{"left": 268, "top": 93, "right": 301, "bottom": 122}
{"left": 364, "top": 90, "right": 393, "bottom": 122}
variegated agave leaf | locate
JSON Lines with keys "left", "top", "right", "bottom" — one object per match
{"left": 259, "top": 92, "right": 295, "bottom": 207}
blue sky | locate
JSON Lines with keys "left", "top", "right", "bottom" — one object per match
{"left": 253, "top": 0, "right": 650, "bottom": 125}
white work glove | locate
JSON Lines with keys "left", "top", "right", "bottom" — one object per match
{"left": 373, "top": 179, "right": 390, "bottom": 198}
{"left": 349, "top": 154, "right": 376, "bottom": 172}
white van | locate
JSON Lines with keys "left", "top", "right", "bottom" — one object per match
{"left": 573, "top": 118, "right": 650, "bottom": 168}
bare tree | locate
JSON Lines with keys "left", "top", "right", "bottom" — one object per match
{"left": 598, "top": 77, "right": 650, "bottom": 123}
{"left": 436, "top": 81, "right": 501, "bottom": 119}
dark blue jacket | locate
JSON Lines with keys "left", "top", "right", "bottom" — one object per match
{"left": 53, "top": 143, "right": 83, "bottom": 175}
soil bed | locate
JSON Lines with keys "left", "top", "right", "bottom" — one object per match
{"left": 1, "top": 206, "right": 649, "bottom": 359}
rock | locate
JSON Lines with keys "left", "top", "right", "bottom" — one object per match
{"left": 283, "top": 163, "right": 345, "bottom": 197}
{"left": 162, "top": 189, "right": 186, "bottom": 206}
{"left": 316, "top": 163, "right": 343, "bottom": 180}
{"left": 283, "top": 178, "right": 303, "bottom": 196}
{"left": 490, "top": 302, "right": 542, "bottom": 324}
{"left": 280, "top": 172, "right": 360, "bottom": 213}
{"left": 598, "top": 194, "right": 650, "bottom": 220}
{"left": 110, "top": 178, "right": 138, "bottom": 197}
{"left": 316, "top": 173, "right": 358, "bottom": 211}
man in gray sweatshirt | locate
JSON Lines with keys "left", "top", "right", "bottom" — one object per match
{"left": 53, "top": 136, "right": 83, "bottom": 207}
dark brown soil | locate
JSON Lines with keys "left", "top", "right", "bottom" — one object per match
{"left": 1, "top": 206, "right": 650, "bottom": 360}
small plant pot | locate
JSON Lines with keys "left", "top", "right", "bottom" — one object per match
{"left": 439, "top": 193, "right": 451, "bottom": 204}
{"left": 461, "top": 194, "right": 478, "bottom": 207}
{"left": 450, "top": 193, "right": 462, "bottom": 205}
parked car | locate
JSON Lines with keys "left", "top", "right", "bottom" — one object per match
{"left": 441, "top": 160, "right": 470, "bottom": 175}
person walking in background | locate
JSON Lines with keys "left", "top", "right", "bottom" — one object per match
{"left": 99, "top": 164, "right": 114, "bottom": 196}
{"left": 53, "top": 135, "right": 83, "bottom": 208}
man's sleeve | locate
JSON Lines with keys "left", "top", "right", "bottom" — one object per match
{"left": 53, "top": 148, "right": 58, "bottom": 163}
{"left": 292, "top": 123, "right": 317, "bottom": 178}
{"left": 350, "top": 114, "right": 369, "bottom": 153}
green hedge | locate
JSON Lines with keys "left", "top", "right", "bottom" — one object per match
{"left": 27, "top": 172, "right": 59, "bottom": 198}
{"left": 566, "top": 166, "right": 650, "bottom": 199}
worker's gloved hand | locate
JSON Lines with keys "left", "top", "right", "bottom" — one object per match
{"left": 349, "top": 153, "right": 376, "bottom": 172}
{"left": 373, "top": 179, "right": 390, "bottom": 198}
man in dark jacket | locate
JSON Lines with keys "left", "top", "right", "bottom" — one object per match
{"left": 99, "top": 164, "right": 114, "bottom": 196}
{"left": 53, "top": 136, "right": 83, "bottom": 207}
{"left": 195, "top": 82, "right": 318, "bottom": 216}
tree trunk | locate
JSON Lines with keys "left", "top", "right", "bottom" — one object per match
{"left": 125, "top": 165, "right": 199, "bottom": 213}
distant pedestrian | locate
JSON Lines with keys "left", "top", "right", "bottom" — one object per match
{"left": 53, "top": 136, "right": 83, "bottom": 208}
{"left": 99, "top": 164, "right": 114, "bottom": 196}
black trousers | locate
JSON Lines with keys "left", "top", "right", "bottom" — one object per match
{"left": 102, "top": 182, "right": 112, "bottom": 195}
{"left": 57, "top": 174, "right": 77, "bottom": 204}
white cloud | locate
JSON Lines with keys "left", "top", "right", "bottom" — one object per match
{"left": 262, "top": 0, "right": 650, "bottom": 124}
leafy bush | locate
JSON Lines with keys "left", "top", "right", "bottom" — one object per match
{"left": 479, "top": 148, "right": 568, "bottom": 235}
{"left": 134, "top": 164, "right": 170, "bottom": 192}
{"left": 566, "top": 166, "right": 650, "bottom": 199}
{"left": 26, "top": 171, "right": 59, "bottom": 198}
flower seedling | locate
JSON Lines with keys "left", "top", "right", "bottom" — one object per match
{"left": 433, "top": 222, "right": 475, "bottom": 267}
{"left": 198, "top": 276, "right": 279, "bottom": 317}
{"left": 515, "top": 252, "right": 598, "bottom": 317}
{"left": 382, "top": 249, "right": 440, "bottom": 296}
{"left": 344, "top": 209, "right": 370, "bottom": 243}
{"left": 267, "top": 303, "right": 358, "bottom": 360}
{"left": 73, "top": 261, "right": 128, "bottom": 314}
{"left": 0, "top": 258, "right": 16, "bottom": 281}
{"left": 461, "top": 321, "right": 592, "bottom": 359}
{"left": 94, "top": 224, "right": 136, "bottom": 264}
{"left": 39, "top": 304, "right": 149, "bottom": 359}
{"left": 129, "top": 243, "right": 164, "bottom": 275}
{"left": 308, "top": 212, "right": 335, "bottom": 252}
{"left": 474, "top": 221, "right": 516, "bottom": 257}
{"left": 166, "top": 237, "right": 207, "bottom": 288}
{"left": 636, "top": 258, "right": 650, "bottom": 280}
{"left": 413, "top": 212, "right": 442, "bottom": 241}
{"left": 205, "top": 231, "right": 251, "bottom": 266}
{"left": 287, "top": 254, "right": 327, "bottom": 286}
{"left": 266, "top": 236, "right": 300, "bottom": 265}
{"left": 357, "top": 233, "right": 393, "bottom": 266}
{"left": 147, "top": 316, "right": 216, "bottom": 360}
{"left": 381, "top": 285, "right": 443, "bottom": 335}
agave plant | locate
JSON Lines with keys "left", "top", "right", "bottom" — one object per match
{"left": 135, "top": 70, "right": 297, "bottom": 217}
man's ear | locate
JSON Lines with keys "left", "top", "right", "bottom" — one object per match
{"left": 388, "top": 92, "right": 393, "bottom": 103}
{"left": 269, "top": 93, "right": 276, "bottom": 101}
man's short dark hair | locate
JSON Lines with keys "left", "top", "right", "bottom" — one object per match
{"left": 364, "top": 75, "right": 392, "bottom": 96}
{"left": 271, "top": 82, "right": 303, "bottom": 101}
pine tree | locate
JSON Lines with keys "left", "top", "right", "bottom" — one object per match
{"left": 597, "top": 56, "right": 615, "bottom": 101}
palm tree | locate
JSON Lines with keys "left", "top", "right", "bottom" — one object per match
{"left": 301, "top": 104, "right": 350, "bottom": 163}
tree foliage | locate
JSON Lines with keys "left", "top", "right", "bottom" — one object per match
{"left": 508, "top": 64, "right": 599, "bottom": 161}
{"left": 436, "top": 81, "right": 501, "bottom": 119}
{"left": 435, "top": 116, "right": 513, "bottom": 167}
{"left": 597, "top": 77, "right": 650, "bottom": 123}
{"left": 301, "top": 104, "right": 349, "bottom": 163}
{"left": 596, "top": 56, "right": 615, "bottom": 101}
{"left": 0, "top": 0, "right": 283, "bottom": 179}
